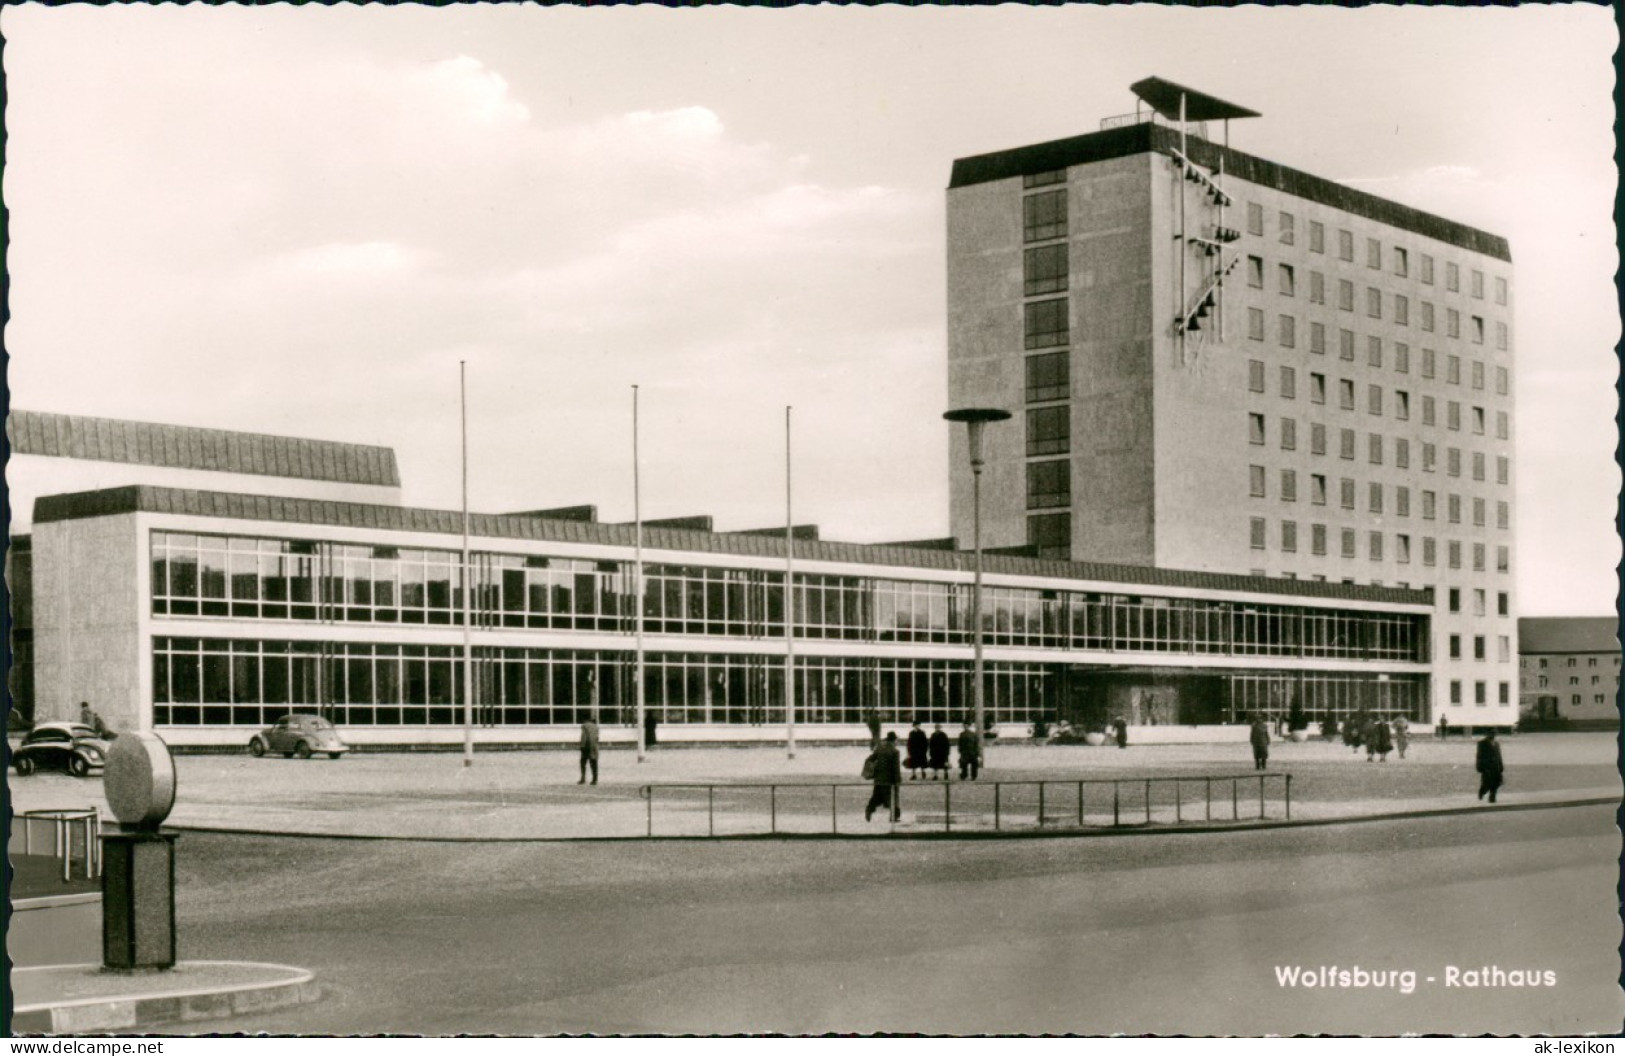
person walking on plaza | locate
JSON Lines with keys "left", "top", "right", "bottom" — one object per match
{"left": 1113, "top": 716, "right": 1128, "bottom": 749}
{"left": 78, "top": 701, "right": 109, "bottom": 739}
{"left": 578, "top": 718, "right": 600, "bottom": 785}
{"left": 928, "top": 722, "right": 952, "bottom": 780}
{"left": 1249, "top": 715, "right": 1270, "bottom": 771}
{"left": 1370, "top": 717, "right": 1393, "bottom": 762}
{"left": 957, "top": 720, "right": 982, "bottom": 781}
{"left": 1476, "top": 728, "right": 1505, "bottom": 803}
{"left": 1392, "top": 715, "right": 1411, "bottom": 759}
{"left": 865, "top": 731, "right": 903, "bottom": 822}
{"left": 864, "top": 708, "right": 882, "bottom": 749}
{"left": 906, "top": 720, "right": 929, "bottom": 780}
{"left": 1437, "top": 714, "right": 1449, "bottom": 740}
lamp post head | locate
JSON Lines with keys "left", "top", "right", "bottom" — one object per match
{"left": 944, "top": 407, "right": 1012, "bottom": 471}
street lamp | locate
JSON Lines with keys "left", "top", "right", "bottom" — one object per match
{"left": 944, "top": 406, "right": 1012, "bottom": 752}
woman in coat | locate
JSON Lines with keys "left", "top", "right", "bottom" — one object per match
{"left": 1392, "top": 715, "right": 1410, "bottom": 759}
{"left": 906, "top": 721, "right": 929, "bottom": 780}
{"left": 1249, "top": 716, "right": 1271, "bottom": 771}
{"left": 928, "top": 723, "right": 952, "bottom": 779}
{"left": 1370, "top": 718, "right": 1393, "bottom": 762}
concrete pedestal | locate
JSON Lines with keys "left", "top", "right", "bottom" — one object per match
{"left": 102, "top": 830, "right": 177, "bottom": 971}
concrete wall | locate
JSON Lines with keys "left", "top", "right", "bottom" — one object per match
{"left": 32, "top": 513, "right": 145, "bottom": 731}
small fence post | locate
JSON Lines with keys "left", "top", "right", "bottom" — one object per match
{"left": 944, "top": 781, "right": 952, "bottom": 833}
{"left": 832, "top": 785, "right": 838, "bottom": 834}
{"left": 1039, "top": 782, "right": 1046, "bottom": 827}
{"left": 1174, "top": 780, "right": 1181, "bottom": 823}
{"left": 1145, "top": 780, "right": 1152, "bottom": 824}
{"left": 1285, "top": 774, "right": 1292, "bottom": 820}
{"left": 994, "top": 783, "right": 1001, "bottom": 830}
{"left": 1206, "top": 777, "right": 1212, "bottom": 822}
{"left": 770, "top": 785, "right": 777, "bottom": 835}
{"left": 1258, "top": 775, "right": 1265, "bottom": 819}
{"left": 1077, "top": 781, "right": 1084, "bottom": 827}
{"left": 1232, "top": 777, "right": 1239, "bottom": 821}
{"left": 647, "top": 788, "right": 654, "bottom": 837}
{"left": 1113, "top": 781, "right": 1120, "bottom": 827}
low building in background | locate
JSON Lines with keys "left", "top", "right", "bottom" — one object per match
{"left": 1517, "top": 616, "right": 1620, "bottom": 729}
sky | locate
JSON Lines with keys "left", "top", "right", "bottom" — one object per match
{"left": 2, "top": 4, "right": 1618, "bottom": 617}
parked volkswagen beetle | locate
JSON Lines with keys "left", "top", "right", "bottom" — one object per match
{"left": 248, "top": 713, "right": 350, "bottom": 760}
{"left": 12, "top": 722, "right": 111, "bottom": 777}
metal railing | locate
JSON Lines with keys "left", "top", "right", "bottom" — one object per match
{"left": 16, "top": 808, "right": 103, "bottom": 882}
{"left": 638, "top": 774, "right": 1290, "bottom": 838}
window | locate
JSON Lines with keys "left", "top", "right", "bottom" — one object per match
{"left": 1248, "top": 359, "right": 1266, "bottom": 393}
{"left": 1310, "top": 272, "right": 1326, "bottom": 305}
{"left": 1026, "top": 406, "right": 1070, "bottom": 455}
{"left": 1471, "top": 269, "right": 1484, "bottom": 299}
{"left": 1250, "top": 464, "right": 1267, "bottom": 498}
{"left": 1422, "top": 347, "right": 1436, "bottom": 379}
{"left": 1448, "top": 540, "right": 1462, "bottom": 570}
{"left": 1422, "top": 443, "right": 1436, "bottom": 473}
{"left": 1024, "top": 190, "right": 1066, "bottom": 241}
{"left": 1281, "top": 418, "right": 1297, "bottom": 451}
{"left": 1496, "top": 546, "right": 1509, "bottom": 573}
{"left": 1366, "top": 238, "right": 1381, "bottom": 269}
{"left": 1281, "top": 520, "right": 1298, "bottom": 552}
{"left": 1471, "top": 316, "right": 1485, "bottom": 345}
{"left": 1496, "top": 411, "right": 1509, "bottom": 440}
{"left": 1029, "top": 512, "right": 1070, "bottom": 559}
{"left": 1495, "top": 321, "right": 1508, "bottom": 350}
{"left": 1368, "top": 434, "right": 1383, "bottom": 465}
{"left": 1025, "top": 299, "right": 1068, "bottom": 349}
{"left": 1394, "top": 294, "right": 1409, "bottom": 326}
{"left": 1026, "top": 460, "right": 1070, "bottom": 509}
{"left": 1497, "top": 456, "right": 1509, "bottom": 485}
{"left": 1369, "top": 482, "right": 1383, "bottom": 513}
{"left": 1338, "top": 279, "right": 1354, "bottom": 312}
{"left": 1368, "top": 385, "right": 1382, "bottom": 416}
{"left": 1278, "top": 315, "right": 1297, "bottom": 348}
{"left": 1495, "top": 366, "right": 1509, "bottom": 395}
{"left": 1471, "top": 360, "right": 1485, "bottom": 390}
{"left": 1421, "top": 254, "right": 1435, "bottom": 284}
{"left": 1279, "top": 212, "right": 1295, "bottom": 245}
{"left": 1338, "top": 229, "right": 1354, "bottom": 261}
{"left": 1310, "top": 221, "right": 1325, "bottom": 254}
{"left": 1248, "top": 255, "right": 1265, "bottom": 288}
{"left": 1447, "top": 447, "right": 1461, "bottom": 477}
{"left": 1340, "top": 428, "right": 1356, "bottom": 461}
{"left": 1369, "top": 531, "right": 1383, "bottom": 562}
{"left": 1250, "top": 517, "right": 1266, "bottom": 550}
{"left": 1397, "top": 534, "right": 1411, "bottom": 563}
{"left": 1447, "top": 494, "right": 1461, "bottom": 524}
{"left": 1366, "top": 287, "right": 1383, "bottom": 318}
{"left": 1395, "top": 343, "right": 1410, "bottom": 373}
{"left": 1421, "top": 302, "right": 1435, "bottom": 333}
{"left": 1496, "top": 501, "right": 1509, "bottom": 529}
{"left": 1279, "top": 263, "right": 1295, "bottom": 297}
{"left": 1247, "top": 202, "right": 1264, "bottom": 237}
{"left": 1339, "top": 328, "right": 1355, "bottom": 360}
{"left": 1311, "top": 523, "right": 1327, "bottom": 555}
{"left": 1023, "top": 170, "right": 1065, "bottom": 188}
{"left": 1447, "top": 401, "right": 1461, "bottom": 431}
{"left": 1396, "top": 391, "right": 1410, "bottom": 420}
{"left": 1423, "top": 537, "right": 1437, "bottom": 567}
{"left": 1395, "top": 438, "right": 1410, "bottom": 468}
{"left": 1474, "top": 589, "right": 1487, "bottom": 617}
{"left": 1472, "top": 407, "right": 1485, "bottom": 435}
{"left": 1341, "top": 528, "right": 1357, "bottom": 559}
{"left": 1248, "top": 308, "right": 1266, "bottom": 341}
{"left": 1422, "top": 490, "right": 1436, "bottom": 520}
{"left": 1024, "top": 244, "right": 1068, "bottom": 296}
{"left": 1447, "top": 309, "right": 1460, "bottom": 340}
{"left": 1396, "top": 486, "right": 1410, "bottom": 516}
{"left": 1422, "top": 396, "right": 1436, "bottom": 426}
{"left": 1339, "top": 379, "right": 1355, "bottom": 410}
{"left": 1474, "top": 681, "right": 1486, "bottom": 706}
{"left": 1310, "top": 321, "right": 1326, "bottom": 354}
{"left": 1494, "top": 276, "right": 1507, "bottom": 305}
{"left": 1367, "top": 336, "right": 1383, "bottom": 368}
{"left": 1248, "top": 413, "right": 1266, "bottom": 446}
{"left": 1311, "top": 474, "right": 1327, "bottom": 505}
{"left": 1498, "top": 591, "right": 1512, "bottom": 616}
{"left": 1449, "top": 679, "right": 1461, "bottom": 704}
{"left": 1310, "top": 373, "right": 1326, "bottom": 404}
{"left": 1446, "top": 261, "right": 1460, "bottom": 292}
{"left": 1394, "top": 247, "right": 1409, "bottom": 277}
{"left": 1025, "top": 352, "right": 1069, "bottom": 402}
{"left": 1281, "top": 469, "right": 1298, "bottom": 502}
{"left": 1340, "top": 477, "right": 1355, "bottom": 509}
{"left": 1449, "top": 635, "right": 1461, "bottom": 660}
{"left": 1279, "top": 365, "right": 1297, "bottom": 399}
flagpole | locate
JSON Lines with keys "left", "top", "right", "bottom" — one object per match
{"left": 461, "top": 361, "right": 474, "bottom": 768}
{"left": 784, "top": 405, "right": 796, "bottom": 759}
{"left": 633, "top": 385, "right": 646, "bottom": 763}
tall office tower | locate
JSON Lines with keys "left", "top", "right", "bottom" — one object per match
{"left": 946, "top": 78, "right": 1516, "bottom": 728}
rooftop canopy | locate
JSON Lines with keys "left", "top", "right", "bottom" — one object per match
{"left": 1130, "top": 76, "right": 1261, "bottom": 123}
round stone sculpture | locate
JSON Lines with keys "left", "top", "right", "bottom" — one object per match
{"left": 104, "top": 731, "right": 177, "bottom": 830}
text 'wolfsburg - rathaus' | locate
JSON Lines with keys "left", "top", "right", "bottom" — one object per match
{"left": 11, "top": 78, "right": 1512, "bottom": 748}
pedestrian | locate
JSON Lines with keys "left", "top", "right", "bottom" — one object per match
{"left": 1249, "top": 715, "right": 1270, "bottom": 771}
{"left": 578, "top": 718, "right": 600, "bottom": 785}
{"left": 1392, "top": 715, "right": 1410, "bottom": 759}
{"left": 1371, "top": 717, "right": 1393, "bottom": 762}
{"left": 957, "top": 720, "right": 982, "bottom": 781}
{"left": 1341, "top": 716, "right": 1361, "bottom": 753}
{"left": 1438, "top": 714, "right": 1449, "bottom": 740}
{"left": 78, "top": 701, "right": 109, "bottom": 739}
{"left": 1113, "top": 716, "right": 1128, "bottom": 749}
{"left": 864, "top": 708, "right": 882, "bottom": 749}
{"left": 864, "top": 730, "right": 903, "bottom": 822}
{"left": 1360, "top": 713, "right": 1378, "bottom": 760}
{"left": 1476, "top": 728, "right": 1505, "bottom": 803}
{"left": 928, "top": 722, "right": 952, "bottom": 780}
{"left": 906, "top": 720, "right": 929, "bottom": 780}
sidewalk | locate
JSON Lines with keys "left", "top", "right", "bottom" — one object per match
{"left": 10, "top": 961, "right": 319, "bottom": 1034}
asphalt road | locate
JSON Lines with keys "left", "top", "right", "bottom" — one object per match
{"left": 174, "top": 804, "right": 1621, "bottom": 1036}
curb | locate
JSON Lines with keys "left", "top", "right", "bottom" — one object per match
{"left": 12, "top": 961, "right": 319, "bottom": 1035}
{"left": 161, "top": 794, "right": 1619, "bottom": 844}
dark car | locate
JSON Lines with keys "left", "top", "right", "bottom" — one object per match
{"left": 249, "top": 714, "right": 350, "bottom": 760}
{"left": 12, "top": 722, "right": 111, "bottom": 777}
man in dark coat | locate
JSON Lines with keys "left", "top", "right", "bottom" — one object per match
{"left": 1476, "top": 729, "right": 1504, "bottom": 803}
{"left": 928, "top": 723, "right": 952, "bottom": 780}
{"left": 865, "top": 731, "right": 903, "bottom": 822}
{"left": 1113, "top": 717, "right": 1128, "bottom": 750}
{"left": 1249, "top": 716, "right": 1270, "bottom": 771}
{"left": 906, "top": 721, "right": 929, "bottom": 780}
{"left": 578, "top": 718, "right": 600, "bottom": 785}
{"left": 956, "top": 721, "right": 982, "bottom": 781}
